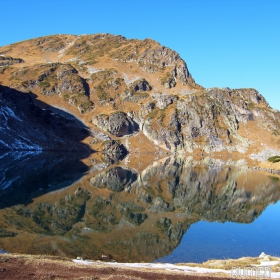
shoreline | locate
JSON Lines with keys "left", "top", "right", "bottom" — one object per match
{"left": 1, "top": 253, "right": 279, "bottom": 279}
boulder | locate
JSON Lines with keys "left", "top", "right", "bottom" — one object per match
{"left": 128, "top": 78, "right": 152, "bottom": 93}
{"left": 92, "top": 111, "right": 138, "bottom": 137}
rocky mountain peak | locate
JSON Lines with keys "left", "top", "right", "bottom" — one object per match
{"left": 0, "top": 33, "right": 279, "bottom": 158}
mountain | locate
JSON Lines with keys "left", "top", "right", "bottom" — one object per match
{"left": 0, "top": 33, "right": 279, "bottom": 159}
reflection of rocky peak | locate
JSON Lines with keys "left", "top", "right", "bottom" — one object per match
{"left": 90, "top": 166, "right": 137, "bottom": 192}
{"left": 101, "top": 140, "right": 128, "bottom": 163}
{"left": 134, "top": 157, "right": 280, "bottom": 223}
{"left": 0, "top": 151, "right": 90, "bottom": 208}
{"left": 1, "top": 156, "right": 280, "bottom": 262}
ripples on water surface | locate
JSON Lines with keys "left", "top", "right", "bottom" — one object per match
{"left": 0, "top": 151, "right": 280, "bottom": 263}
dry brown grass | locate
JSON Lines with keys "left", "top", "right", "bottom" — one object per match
{"left": 3, "top": 253, "right": 279, "bottom": 279}
{"left": 178, "top": 255, "right": 280, "bottom": 272}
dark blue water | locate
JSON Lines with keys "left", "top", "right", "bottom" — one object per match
{"left": 156, "top": 201, "right": 280, "bottom": 263}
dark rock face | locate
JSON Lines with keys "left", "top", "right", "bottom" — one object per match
{"left": 0, "top": 56, "right": 24, "bottom": 66}
{"left": 164, "top": 77, "right": 176, "bottom": 89}
{"left": 125, "top": 212, "right": 147, "bottom": 226}
{"left": 90, "top": 166, "right": 137, "bottom": 192}
{"left": 92, "top": 112, "right": 138, "bottom": 137}
{"left": 0, "top": 85, "right": 91, "bottom": 151}
{"left": 109, "top": 112, "right": 138, "bottom": 136}
{"left": 120, "top": 78, "right": 152, "bottom": 102}
{"left": 128, "top": 78, "right": 152, "bottom": 93}
{"left": 102, "top": 140, "right": 126, "bottom": 154}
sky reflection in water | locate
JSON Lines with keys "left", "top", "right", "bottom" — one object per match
{"left": 156, "top": 201, "right": 280, "bottom": 263}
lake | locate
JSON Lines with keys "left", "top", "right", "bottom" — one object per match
{"left": 0, "top": 151, "right": 280, "bottom": 263}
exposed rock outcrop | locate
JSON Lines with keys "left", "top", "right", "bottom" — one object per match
{"left": 92, "top": 112, "right": 138, "bottom": 137}
{"left": 160, "top": 72, "right": 176, "bottom": 89}
{"left": 0, "top": 56, "right": 24, "bottom": 66}
{"left": 112, "top": 38, "right": 196, "bottom": 86}
{"left": 151, "top": 93, "right": 178, "bottom": 109}
{"left": 136, "top": 87, "right": 279, "bottom": 153}
{"left": 12, "top": 63, "right": 93, "bottom": 114}
{"left": 128, "top": 78, "right": 152, "bottom": 93}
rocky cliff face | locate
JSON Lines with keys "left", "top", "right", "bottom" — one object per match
{"left": 135, "top": 87, "right": 279, "bottom": 153}
{"left": 0, "top": 33, "right": 279, "bottom": 156}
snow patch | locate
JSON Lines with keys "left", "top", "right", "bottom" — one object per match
{"left": 3, "top": 106, "right": 22, "bottom": 122}
{"left": 10, "top": 150, "right": 42, "bottom": 161}
{"left": 0, "top": 139, "right": 10, "bottom": 148}
{"left": 72, "top": 259, "right": 280, "bottom": 278}
{"left": 72, "top": 259, "right": 230, "bottom": 275}
{"left": 0, "top": 106, "right": 22, "bottom": 130}
{"left": 0, "top": 175, "right": 20, "bottom": 190}
{"left": 88, "top": 67, "right": 104, "bottom": 74}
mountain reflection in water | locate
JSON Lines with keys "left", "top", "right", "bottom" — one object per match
{"left": 0, "top": 153, "right": 280, "bottom": 262}
{"left": 156, "top": 201, "right": 280, "bottom": 263}
{"left": 0, "top": 151, "right": 90, "bottom": 208}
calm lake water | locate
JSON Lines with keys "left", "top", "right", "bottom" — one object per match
{"left": 156, "top": 201, "right": 280, "bottom": 263}
{"left": 0, "top": 151, "right": 280, "bottom": 263}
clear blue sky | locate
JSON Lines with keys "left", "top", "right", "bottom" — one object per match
{"left": 1, "top": 0, "right": 280, "bottom": 110}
